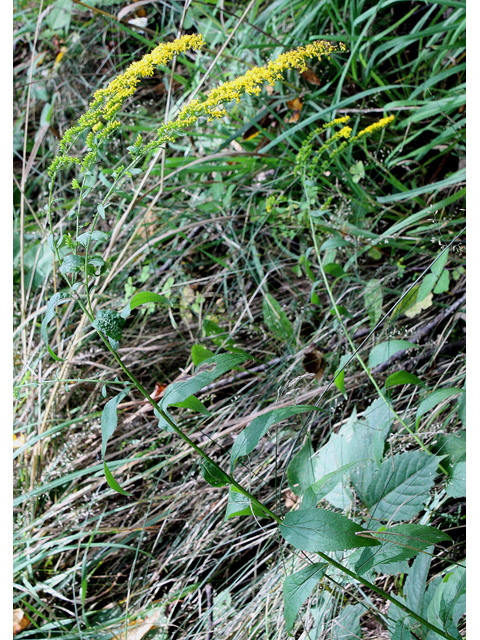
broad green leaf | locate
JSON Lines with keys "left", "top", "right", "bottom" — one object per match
{"left": 347, "top": 422, "right": 377, "bottom": 503}
{"left": 431, "top": 249, "right": 449, "bottom": 278}
{"left": 417, "top": 273, "right": 438, "bottom": 302}
{"left": 433, "top": 269, "right": 450, "bottom": 294}
{"left": 262, "top": 293, "right": 293, "bottom": 340}
{"left": 416, "top": 388, "right": 462, "bottom": 427}
{"left": 368, "top": 340, "right": 417, "bottom": 369}
{"left": 76, "top": 230, "right": 110, "bottom": 247}
{"left": 279, "top": 509, "right": 380, "bottom": 552}
{"left": 92, "top": 309, "right": 126, "bottom": 350}
{"left": 445, "top": 462, "right": 466, "bottom": 498}
{"left": 430, "top": 431, "right": 466, "bottom": 476}
{"left": 101, "top": 388, "right": 132, "bottom": 496}
{"left": 231, "top": 406, "right": 317, "bottom": 472}
{"left": 404, "top": 292, "right": 433, "bottom": 318}
{"left": 364, "top": 279, "right": 383, "bottom": 329}
{"left": 324, "top": 263, "right": 346, "bottom": 278}
{"left": 391, "top": 285, "right": 420, "bottom": 320}
{"left": 365, "top": 451, "right": 444, "bottom": 522}
{"left": 121, "top": 290, "right": 172, "bottom": 319}
{"left": 200, "top": 459, "right": 230, "bottom": 488}
{"left": 427, "top": 568, "right": 466, "bottom": 640}
{"left": 41, "top": 291, "right": 74, "bottom": 361}
{"left": 330, "top": 604, "right": 362, "bottom": 640}
{"left": 287, "top": 437, "right": 315, "bottom": 496}
{"left": 224, "top": 486, "right": 265, "bottom": 520}
{"left": 390, "top": 621, "right": 415, "bottom": 640}
{"left": 60, "top": 254, "right": 95, "bottom": 276}
{"left": 334, "top": 353, "right": 351, "bottom": 397}
{"left": 283, "top": 563, "right": 327, "bottom": 633}
{"left": 301, "top": 462, "right": 362, "bottom": 510}
{"left": 457, "top": 390, "right": 466, "bottom": 426}
{"left": 385, "top": 371, "right": 426, "bottom": 389}
{"left": 191, "top": 344, "right": 214, "bottom": 366}
{"left": 154, "top": 409, "right": 176, "bottom": 434}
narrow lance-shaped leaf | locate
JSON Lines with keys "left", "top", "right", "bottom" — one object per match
{"left": 101, "top": 388, "right": 132, "bottom": 496}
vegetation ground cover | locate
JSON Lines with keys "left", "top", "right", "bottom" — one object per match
{"left": 14, "top": 1, "right": 465, "bottom": 638}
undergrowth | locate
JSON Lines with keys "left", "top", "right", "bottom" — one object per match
{"left": 14, "top": 1, "right": 465, "bottom": 639}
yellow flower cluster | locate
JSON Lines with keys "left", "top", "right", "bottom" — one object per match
{"left": 150, "top": 40, "right": 347, "bottom": 150}
{"left": 356, "top": 115, "right": 395, "bottom": 138}
{"left": 57, "top": 34, "right": 206, "bottom": 156}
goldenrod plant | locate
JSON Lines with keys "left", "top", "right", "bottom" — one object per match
{"left": 39, "top": 33, "right": 464, "bottom": 640}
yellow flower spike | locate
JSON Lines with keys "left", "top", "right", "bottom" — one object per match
{"left": 356, "top": 115, "right": 395, "bottom": 138}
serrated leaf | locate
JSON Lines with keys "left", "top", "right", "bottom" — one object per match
{"left": 76, "top": 230, "right": 110, "bottom": 247}
{"left": 262, "top": 293, "right": 293, "bottom": 340}
{"left": 433, "top": 269, "right": 450, "bottom": 294}
{"left": 200, "top": 459, "right": 230, "bottom": 487}
{"left": 224, "top": 486, "right": 265, "bottom": 520}
{"left": 191, "top": 344, "right": 214, "bottom": 366}
{"left": 431, "top": 249, "right": 449, "bottom": 277}
{"left": 330, "top": 604, "right": 362, "bottom": 640}
{"left": 416, "top": 388, "right": 462, "bottom": 428}
{"left": 445, "top": 462, "right": 466, "bottom": 498}
{"left": 417, "top": 273, "right": 438, "bottom": 302}
{"left": 60, "top": 254, "right": 94, "bottom": 276}
{"left": 364, "top": 396, "right": 394, "bottom": 466}
{"left": 385, "top": 371, "right": 426, "bottom": 389}
{"left": 404, "top": 545, "right": 434, "bottom": 614}
{"left": 390, "top": 621, "right": 415, "bottom": 640}
{"left": 279, "top": 509, "right": 380, "bottom": 552}
{"left": 364, "top": 525, "right": 451, "bottom": 567}
{"left": 364, "top": 279, "right": 383, "bottom": 329}
{"left": 231, "top": 405, "right": 316, "bottom": 472}
{"left": 430, "top": 431, "right": 465, "bottom": 477}
{"left": 101, "top": 388, "right": 132, "bottom": 496}
{"left": 365, "top": 451, "right": 443, "bottom": 522}
{"left": 121, "top": 290, "right": 172, "bottom": 319}
{"left": 287, "top": 437, "right": 315, "bottom": 496}
{"left": 368, "top": 340, "right": 417, "bottom": 369}
{"left": 283, "top": 563, "right": 327, "bottom": 633}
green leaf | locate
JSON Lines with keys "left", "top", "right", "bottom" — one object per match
{"left": 171, "top": 394, "right": 210, "bottom": 416}
{"left": 404, "top": 545, "right": 433, "bottom": 615}
{"left": 262, "top": 293, "right": 293, "bottom": 340}
{"left": 231, "top": 406, "right": 317, "bottom": 472}
{"left": 416, "top": 388, "right": 462, "bottom": 428}
{"left": 334, "top": 354, "right": 350, "bottom": 397}
{"left": 427, "top": 568, "right": 465, "bottom": 640}
{"left": 224, "top": 486, "right": 265, "bottom": 520}
{"left": 279, "top": 509, "right": 380, "bottom": 552}
{"left": 431, "top": 249, "right": 449, "bottom": 278}
{"left": 46, "top": 0, "right": 72, "bottom": 33}
{"left": 390, "top": 621, "right": 415, "bottom": 640}
{"left": 433, "top": 269, "right": 450, "bottom": 294}
{"left": 200, "top": 459, "right": 230, "bottom": 488}
{"left": 287, "top": 437, "right": 315, "bottom": 496}
{"left": 324, "top": 263, "right": 346, "bottom": 278}
{"left": 92, "top": 309, "right": 126, "bottom": 350}
{"left": 391, "top": 285, "right": 420, "bottom": 320}
{"left": 121, "top": 290, "right": 172, "bottom": 319}
{"left": 366, "top": 525, "right": 451, "bottom": 566}
{"left": 376, "top": 169, "right": 465, "bottom": 203}
{"left": 364, "top": 396, "right": 394, "bottom": 467}
{"left": 385, "top": 371, "right": 426, "bottom": 389}
{"left": 365, "top": 451, "right": 444, "bottom": 522}
{"left": 368, "top": 340, "right": 417, "bottom": 369}
{"left": 101, "top": 388, "right": 132, "bottom": 496}
{"left": 60, "top": 254, "right": 95, "bottom": 276}
{"left": 417, "top": 273, "right": 438, "bottom": 302}
{"left": 301, "top": 462, "right": 362, "bottom": 510}
{"left": 76, "top": 230, "right": 110, "bottom": 247}
{"left": 445, "top": 462, "right": 466, "bottom": 498}
{"left": 283, "top": 563, "right": 327, "bottom": 633}
{"left": 457, "top": 390, "right": 466, "bottom": 426}
{"left": 329, "top": 604, "right": 362, "bottom": 640}
{"left": 191, "top": 344, "right": 214, "bottom": 366}
{"left": 430, "top": 431, "right": 466, "bottom": 477}
{"left": 97, "top": 203, "right": 106, "bottom": 220}
{"left": 41, "top": 291, "right": 74, "bottom": 361}
{"left": 364, "top": 279, "right": 383, "bottom": 329}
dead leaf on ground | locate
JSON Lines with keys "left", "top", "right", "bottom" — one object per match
{"left": 285, "top": 490, "right": 299, "bottom": 509}
{"left": 404, "top": 292, "right": 433, "bottom": 318}
{"left": 303, "top": 349, "right": 325, "bottom": 381}
{"left": 301, "top": 68, "right": 321, "bottom": 85}
{"left": 286, "top": 97, "right": 303, "bottom": 123}
{"left": 13, "top": 609, "right": 30, "bottom": 635}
